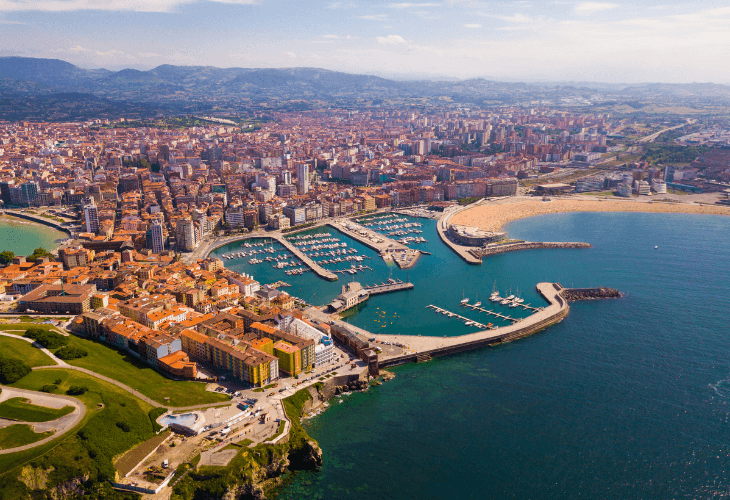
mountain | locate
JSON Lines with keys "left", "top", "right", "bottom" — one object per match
{"left": 1, "top": 56, "right": 730, "bottom": 121}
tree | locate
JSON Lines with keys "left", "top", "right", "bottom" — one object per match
{"left": 0, "top": 357, "right": 31, "bottom": 384}
{"left": 27, "top": 247, "right": 53, "bottom": 262}
{"left": 0, "top": 250, "right": 14, "bottom": 265}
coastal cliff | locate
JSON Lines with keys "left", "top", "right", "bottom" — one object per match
{"left": 172, "top": 370, "right": 370, "bottom": 500}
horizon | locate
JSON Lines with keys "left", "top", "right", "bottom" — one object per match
{"left": 4, "top": 55, "right": 730, "bottom": 88}
{"left": 1, "top": 1, "right": 730, "bottom": 84}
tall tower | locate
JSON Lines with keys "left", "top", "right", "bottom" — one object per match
{"left": 150, "top": 220, "right": 165, "bottom": 254}
{"left": 297, "top": 163, "right": 309, "bottom": 195}
{"left": 83, "top": 200, "right": 99, "bottom": 234}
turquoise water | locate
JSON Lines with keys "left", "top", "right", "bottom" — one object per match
{"left": 0, "top": 216, "right": 66, "bottom": 255}
{"left": 274, "top": 212, "right": 730, "bottom": 499}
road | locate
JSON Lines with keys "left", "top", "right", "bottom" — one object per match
{"left": 637, "top": 121, "right": 691, "bottom": 144}
{"left": 0, "top": 386, "right": 86, "bottom": 454}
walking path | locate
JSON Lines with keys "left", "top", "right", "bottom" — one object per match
{"left": 0, "top": 386, "right": 86, "bottom": 454}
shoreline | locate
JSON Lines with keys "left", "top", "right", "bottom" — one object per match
{"left": 450, "top": 196, "right": 730, "bottom": 234}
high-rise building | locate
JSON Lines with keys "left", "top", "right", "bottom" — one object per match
{"left": 297, "top": 163, "right": 309, "bottom": 194}
{"left": 83, "top": 200, "right": 99, "bottom": 234}
{"left": 20, "top": 182, "right": 39, "bottom": 207}
{"left": 282, "top": 169, "right": 292, "bottom": 185}
{"left": 150, "top": 220, "right": 165, "bottom": 254}
{"left": 0, "top": 182, "right": 12, "bottom": 205}
{"left": 176, "top": 219, "right": 198, "bottom": 251}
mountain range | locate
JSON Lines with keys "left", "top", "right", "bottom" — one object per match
{"left": 2, "top": 57, "right": 730, "bottom": 121}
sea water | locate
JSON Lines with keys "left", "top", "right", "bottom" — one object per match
{"left": 275, "top": 212, "right": 730, "bottom": 499}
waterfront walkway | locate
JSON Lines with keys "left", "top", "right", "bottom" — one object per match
{"left": 371, "top": 282, "right": 570, "bottom": 366}
{"left": 273, "top": 234, "right": 338, "bottom": 281}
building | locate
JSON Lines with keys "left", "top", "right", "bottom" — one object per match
{"left": 297, "top": 163, "right": 310, "bottom": 195}
{"left": 176, "top": 219, "right": 198, "bottom": 251}
{"left": 84, "top": 201, "right": 100, "bottom": 234}
{"left": 447, "top": 225, "right": 506, "bottom": 246}
{"left": 535, "top": 183, "right": 574, "bottom": 196}
{"left": 150, "top": 220, "right": 165, "bottom": 253}
{"left": 18, "top": 283, "right": 97, "bottom": 314}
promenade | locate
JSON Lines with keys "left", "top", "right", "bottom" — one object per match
{"left": 436, "top": 203, "right": 482, "bottom": 264}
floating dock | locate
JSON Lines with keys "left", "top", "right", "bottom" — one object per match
{"left": 426, "top": 305, "right": 498, "bottom": 329}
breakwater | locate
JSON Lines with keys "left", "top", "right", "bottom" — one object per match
{"left": 470, "top": 241, "right": 592, "bottom": 259}
{"left": 362, "top": 283, "right": 571, "bottom": 369}
{"left": 561, "top": 287, "right": 622, "bottom": 301}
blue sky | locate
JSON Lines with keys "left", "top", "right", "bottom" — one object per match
{"left": 1, "top": 0, "right": 729, "bottom": 83}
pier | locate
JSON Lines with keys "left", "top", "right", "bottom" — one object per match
{"left": 462, "top": 301, "right": 541, "bottom": 313}
{"left": 364, "top": 280, "right": 414, "bottom": 295}
{"left": 372, "top": 282, "right": 572, "bottom": 367}
{"left": 425, "top": 305, "right": 494, "bottom": 329}
{"left": 272, "top": 235, "right": 339, "bottom": 281}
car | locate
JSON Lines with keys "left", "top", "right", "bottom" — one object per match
{"left": 267, "top": 392, "right": 275, "bottom": 396}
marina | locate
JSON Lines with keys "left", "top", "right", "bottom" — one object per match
{"left": 425, "top": 305, "right": 494, "bottom": 329}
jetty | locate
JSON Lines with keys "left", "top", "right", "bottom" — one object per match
{"left": 364, "top": 280, "right": 414, "bottom": 295}
{"left": 425, "top": 305, "right": 494, "bottom": 329}
{"left": 369, "top": 282, "right": 573, "bottom": 368}
{"left": 270, "top": 235, "right": 338, "bottom": 281}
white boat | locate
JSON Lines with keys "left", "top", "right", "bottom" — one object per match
{"left": 501, "top": 299, "right": 511, "bottom": 305}
{"left": 474, "top": 302, "right": 482, "bottom": 307}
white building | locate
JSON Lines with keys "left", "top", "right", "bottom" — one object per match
{"left": 651, "top": 179, "right": 667, "bottom": 194}
{"left": 297, "top": 163, "right": 310, "bottom": 194}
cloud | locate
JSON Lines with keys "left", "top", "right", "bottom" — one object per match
{"left": 0, "top": 0, "right": 259, "bottom": 13}
{"left": 284, "top": 51, "right": 296, "bottom": 58}
{"left": 139, "top": 52, "right": 162, "bottom": 57}
{"left": 376, "top": 34, "right": 407, "bottom": 45}
{"left": 322, "top": 34, "right": 340, "bottom": 38}
{"left": 327, "top": 1, "right": 356, "bottom": 8}
{"left": 463, "top": 23, "right": 481, "bottom": 28}
{"left": 358, "top": 13, "right": 388, "bottom": 20}
{"left": 574, "top": 2, "right": 618, "bottom": 14}
{"left": 489, "top": 13, "right": 532, "bottom": 23}
{"left": 387, "top": 2, "right": 440, "bottom": 8}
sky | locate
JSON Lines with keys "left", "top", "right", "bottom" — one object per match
{"left": 1, "top": 0, "right": 729, "bottom": 83}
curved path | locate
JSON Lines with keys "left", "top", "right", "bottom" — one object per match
{"left": 0, "top": 386, "right": 86, "bottom": 454}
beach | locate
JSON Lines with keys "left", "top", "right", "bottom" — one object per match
{"left": 450, "top": 196, "right": 730, "bottom": 233}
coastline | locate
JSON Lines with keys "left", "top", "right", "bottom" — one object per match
{"left": 450, "top": 196, "right": 730, "bottom": 234}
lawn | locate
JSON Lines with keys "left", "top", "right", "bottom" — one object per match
{"left": 0, "top": 398, "right": 74, "bottom": 422}
{"left": 0, "top": 336, "right": 56, "bottom": 368}
{"left": 0, "top": 424, "right": 53, "bottom": 450}
{"left": 56, "top": 334, "right": 229, "bottom": 407}
{"left": 0, "top": 368, "right": 161, "bottom": 499}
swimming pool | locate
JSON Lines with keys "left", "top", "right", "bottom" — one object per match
{"left": 160, "top": 413, "right": 198, "bottom": 428}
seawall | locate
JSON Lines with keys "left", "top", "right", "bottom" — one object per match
{"left": 374, "top": 282, "right": 571, "bottom": 368}
{"left": 471, "top": 242, "right": 592, "bottom": 259}
{"left": 1, "top": 211, "right": 73, "bottom": 236}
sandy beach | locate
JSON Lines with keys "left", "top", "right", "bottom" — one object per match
{"left": 450, "top": 196, "right": 730, "bottom": 233}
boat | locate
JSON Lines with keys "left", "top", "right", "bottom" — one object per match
{"left": 501, "top": 299, "right": 511, "bottom": 305}
{"left": 474, "top": 302, "right": 482, "bottom": 307}
{"left": 460, "top": 298, "right": 469, "bottom": 304}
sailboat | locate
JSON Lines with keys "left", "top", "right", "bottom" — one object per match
{"left": 473, "top": 293, "right": 481, "bottom": 308}
{"left": 460, "top": 290, "right": 469, "bottom": 304}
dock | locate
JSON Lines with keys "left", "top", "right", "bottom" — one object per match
{"left": 273, "top": 234, "right": 339, "bottom": 281}
{"left": 364, "top": 280, "right": 414, "bottom": 295}
{"left": 425, "top": 305, "right": 495, "bottom": 329}
{"left": 462, "top": 302, "right": 541, "bottom": 313}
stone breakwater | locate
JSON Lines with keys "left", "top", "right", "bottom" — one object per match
{"left": 470, "top": 241, "right": 592, "bottom": 259}
{"left": 561, "top": 287, "right": 622, "bottom": 301}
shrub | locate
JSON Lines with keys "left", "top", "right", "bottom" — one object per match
{"left": 40, "top": 384, "right": 58, "bottom": 393}
{"left": 55, "top": 346, "right": 88, "bottom": 360}
{"left": 66, "top": 386, "right": 87, "bottom": 395}
{"left": 116, "top": 422, "right": 130, "bottom": 432}
{"left": 0, "top": 357, "right": 32, "bottom": 384}
{"left": 24, "top": 329, "right": 68, "bottom": 350}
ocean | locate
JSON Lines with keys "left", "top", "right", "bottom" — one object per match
{"left": 0, "top": 216, "right": 67, "bottom": 256}
{"left": 268, "top": 211, "right": 730, "bottom": 499}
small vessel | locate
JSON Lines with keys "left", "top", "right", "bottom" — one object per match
{"left": 474, "top": 302, "right": 482, "bottom": 307}
{"left": 460, "top": 298, "right": 469, "bottom": 304}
